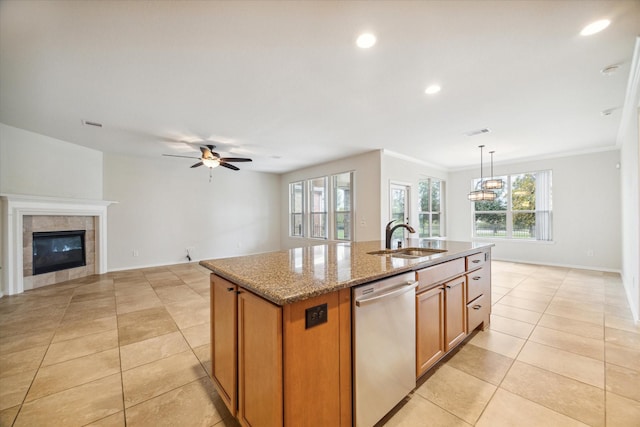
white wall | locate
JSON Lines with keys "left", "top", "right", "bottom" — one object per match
{"left": 380, "top": 150, "right": 448, "bottom": 238}
{"left": 448, "top": 150, "right": 622, "bottom": 272}
{"left": 104, "top": 153, "right": 281, "bottom": 270}
{"left": 280, "top": 150, "right": 381, "bottom": 249}
{"left": 0, "top": 123, "right": 103, "bottom": 199}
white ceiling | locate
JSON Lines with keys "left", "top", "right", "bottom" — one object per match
{"left": 1, "top": 0, "right": 638, "bottom": 173}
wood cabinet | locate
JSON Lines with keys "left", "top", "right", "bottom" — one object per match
{"left": 211, "top": 276, "right": 238, "bottom": 415}
{"left": 444, "top": 276, "right": 467, "bottom": 350}
{"left": 211, "top": 274, "right": 352, "bottom": 427}
{"left": 237, "top": 288, "right": 283, "bottom": 427}
{"left": 415, "top": 249, "right": 490, "bottom": 379}
{"left": 416, "top": 286, "right": 444, "bottom": 376}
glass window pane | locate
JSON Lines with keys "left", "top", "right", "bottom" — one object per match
{"left": 474, "top": 213, "right": 506, "bottom": 237}
{"left": 431, "top": 180, "right": 441, "bottom": 212}
{"left": 418, "top": 213, "right": 429, "bottom": 238}
{"left": 335, "top": 212, "right": 351, "bottom": 240}
{"left": 291, "top": 214, "right": 303, "bottom": 236}
{"left": 310, "top": 177, "right": 326, "bottom": 212}
{"left": 333, "top": 172, "right": 352, "bottom": 241}
{"left": 431, "top": 213, "right": 441, "bottom": 237}
{"left": 419, "top": 180, "right": 429, "bottom": 212}
{"left": 512, "top": 173, "right": 536, "bottom": 211}
{"left": 513, "top": 212, "right": 535, "bottom": 239}
{"left": 310, "top": 213, "right": 327, "bottom": 239}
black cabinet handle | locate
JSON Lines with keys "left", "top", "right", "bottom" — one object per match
{"left": 472, "top": 276, "right": 481, "bottom": 281}
{"left": 227, "top": 287, "right": 234, "bottom": 292}
{"left": 472, "top": 259, "right": 480, "bottom": 264}
{"left": 473, "top": 304, "right": 482, "bottom": 310}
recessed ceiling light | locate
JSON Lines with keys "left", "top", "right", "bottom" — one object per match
{"left": 425, "top": 85, "right": 441, "bottom": 95}
{"left": 580, "top": 19, "right": 611, "bottom": 36}
{"left": 356, "top": 33, "right": 376, "bottom": 49}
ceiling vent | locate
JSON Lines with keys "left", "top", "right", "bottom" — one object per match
{"left": 464, "top": 128, "right": 491, "bottom": 137}
{"left": 82, "top": 119, "right": 103, "bottom": 128}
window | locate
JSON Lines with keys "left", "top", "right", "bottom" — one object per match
{"left": 333, "top": 172, "right": 352, "bottom": 240}
{"left": 309, "top": 177, "right": 328, "bottom": 239}
{"left": 289, "top": 181, "right": 304, "bottom": 236}
{"left": 472, "top": 170, "right": 552, "bottom": 240}
{"left": 288, "top": 172, "right": 354, "bottom": 240}
{"left": 418, "top": 178, "right": 444, "bottom": 238}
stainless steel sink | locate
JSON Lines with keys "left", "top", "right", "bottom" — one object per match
{"left": 367, "top": 247, "right": 447, "bottom": 259}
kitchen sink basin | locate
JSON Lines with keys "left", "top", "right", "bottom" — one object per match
{"left": 367, "top": 247, "right": 447, "bottom": 259}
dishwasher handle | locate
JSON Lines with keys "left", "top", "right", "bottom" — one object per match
{"left": 355, "top": 280, "right": 418, "bottom": 307}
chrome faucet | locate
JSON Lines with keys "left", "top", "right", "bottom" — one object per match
{"left": 385, "top": 220, "right": 416, "bottom": 249}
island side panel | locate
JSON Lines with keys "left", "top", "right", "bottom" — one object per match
{"left": 282, "top": 289, "right": 352, "bottom": 426}
{"left": 210, "top": 275, "right": 238, "bottom": 416}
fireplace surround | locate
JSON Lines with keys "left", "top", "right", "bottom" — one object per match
{"left": 0, "top": 194, "right": 115, "bottom": 296}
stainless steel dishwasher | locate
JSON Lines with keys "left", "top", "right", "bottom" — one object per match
{"left": 352, "top": 272, "right": 418, "bottom": 427}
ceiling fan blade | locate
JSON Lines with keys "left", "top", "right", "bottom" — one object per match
{"left": 219, "top": 162, "right": 240, "bottom": 171}
{"left": 190, "top": 162, "right": 204, "bottom": 168}
{"left": 162, "top": 154, "right": 200, "bottom": 159}
{"left": 220, "top": 157, "right": 253, "bottom": 162}
{"left": 206, "top": 144, "right": 216, "bottom": 152}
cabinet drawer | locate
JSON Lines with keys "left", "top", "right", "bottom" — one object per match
{"left": 466, "top": 252, "right": 486, "bottom": 270}
{"left": 467, "top": 294, "right": 489, "bottom": 332}
{"left": 466, "top": 267, "right": 490, "bottom": 303}
{"left": 416, "top": 258, "right": 465, "bottom": 291}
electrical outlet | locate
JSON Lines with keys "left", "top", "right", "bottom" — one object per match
{"left": 305, "top": 303, "right": 328, "bottom": 329}
{"left": 132, "top": 249, "right": 139, "bottom": 257}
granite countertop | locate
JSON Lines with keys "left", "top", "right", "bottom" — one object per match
{"left": 200, "top": 239, "right": 492, "bottom": 306}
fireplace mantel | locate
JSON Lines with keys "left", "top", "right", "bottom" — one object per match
{"left": 0, "top": 194, "right": 116, "bottom": 296}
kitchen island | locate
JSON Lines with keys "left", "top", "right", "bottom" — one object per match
{"left": 201, "top": 239, "right": 492, "bottom": 427}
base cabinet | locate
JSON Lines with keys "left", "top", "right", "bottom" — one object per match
{"left": 416, "top": 249, "right": 491, "bottom": 379}
{"left": 211, "top": 274, "right": 352, "bottom": 427}
{"left": 416, "top": 286, "right": 444, "bottom": 377}
{"left": 444, "top": 276, "right": 467, "bottom": 351}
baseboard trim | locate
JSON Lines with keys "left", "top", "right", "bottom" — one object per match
{"left": 491, "top": 257, "right": 622, "bottom": 274}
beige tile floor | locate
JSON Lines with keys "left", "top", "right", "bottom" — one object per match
{"left": 0, "top": 261, "right": 638, "bottom": 426}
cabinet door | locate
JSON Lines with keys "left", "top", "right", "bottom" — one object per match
{"left": 211, "top": 275, "right": 238, "bottom": 416}
{"left": 416, "top": 286, "right": 445, "bottom": 378}
{"left": 238, "top": 289, "right": 283, "bottom": 427}
{"left": 444, "top": 276, "right": 467, "bottom": 351}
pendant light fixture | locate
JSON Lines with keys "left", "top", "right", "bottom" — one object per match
{"left": 482, "top": 151, "right": 504, "bottom": 190}
{"left": 468, "top": 145, "right": 497, "bottom": 201}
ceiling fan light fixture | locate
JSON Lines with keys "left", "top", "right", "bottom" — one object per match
{"left": 202, "top": 158, "right": 220, "bottom": 168}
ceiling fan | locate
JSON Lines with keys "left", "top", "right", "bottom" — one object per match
{"left": 163, "top": 145, "right": 252, "bottom": 179}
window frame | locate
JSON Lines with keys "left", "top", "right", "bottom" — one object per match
{"left": 418, "top": 177, "right": 445, "bottom": 238}
{"left": 289, "top": 181, "right": 305, "bottom": 237}
{"left": 288, "top": 171, "right": 354, "bottom": 241}
{"left": 471, "top": 170, "right": 552, "bottom": 241}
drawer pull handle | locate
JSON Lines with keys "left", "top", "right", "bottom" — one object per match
{"left": 446, "top": 285, "right": 451, "bottom": 289}
{"left": 472, "top": 304, "right": 482, "bottom": 310}
{"left": 227, "top": 287, "right": 234, "bottom": 292}
{"left": 472, "top": 260, "right": 481, "bottom": 264}
{"left": 472, "top": 276, "right": 481, "bottom": 281}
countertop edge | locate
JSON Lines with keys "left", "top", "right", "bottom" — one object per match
{"left": 200, "top": 241, "right": 494, "bottom": 306}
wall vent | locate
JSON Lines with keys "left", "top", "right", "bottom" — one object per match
{"left": 82, "top": 120, "right": 103, "bottom": 128}
{"left": 464, "top": 128, "right": 491, "bottom": 137}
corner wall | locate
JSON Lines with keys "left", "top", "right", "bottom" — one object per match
{"left": 448, "top": 149, "right": 622, "bottom": 272}
{"left": 104, "top": 153, "right": 281, "bottom": 270}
